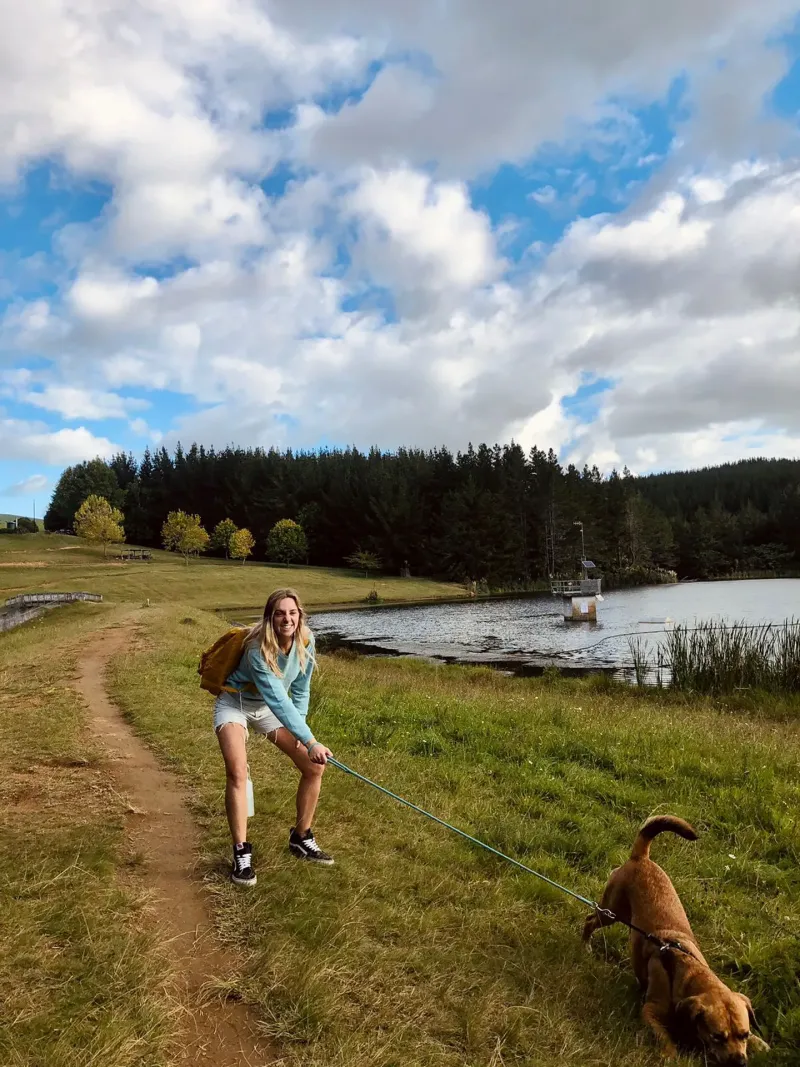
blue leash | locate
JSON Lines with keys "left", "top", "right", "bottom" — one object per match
{"left": 327, "top": 755, "right": 702, "bottom": 960}
{"left": 328, "top": 756, "right": 596, "bottom": 908}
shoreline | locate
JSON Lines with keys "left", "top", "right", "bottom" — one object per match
{"left": 315, "top": 632, "right": 625, "bottom": 680}
{"left": 218, "top": 588, "right": 556, "bottom": 620}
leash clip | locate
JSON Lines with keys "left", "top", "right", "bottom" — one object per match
{"left": 660, "top": 939, "right": 684, "bottom": 954}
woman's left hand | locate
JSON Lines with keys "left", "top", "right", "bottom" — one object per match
{"left": 308, "top": 743, "right": 333, "bottom": 765}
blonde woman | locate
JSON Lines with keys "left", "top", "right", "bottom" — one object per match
{"left": 214, "top": 588, "right": 333, "bottom": 886}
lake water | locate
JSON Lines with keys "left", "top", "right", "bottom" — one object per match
{"left": 309, "top": 579, "right": 800, "bottom": 677}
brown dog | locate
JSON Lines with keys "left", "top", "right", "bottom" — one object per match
{"left": 583, "top": 816, "right": 769, "bottom": 1063}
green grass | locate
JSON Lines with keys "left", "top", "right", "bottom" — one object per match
{"left": 0, "top": 604, "right": 171, "bottom": 1067}
{"left": 106, "top": 605, "right": 800, "bottom": 1067}
{"left": 0, "top": 533, "right": 464, "bottom": 609}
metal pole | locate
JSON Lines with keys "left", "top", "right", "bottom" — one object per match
{"left": 574, "top": 520, "right": 585, "bottom": 564}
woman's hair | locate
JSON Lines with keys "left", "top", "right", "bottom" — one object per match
{"left": 248, "top": 588, "right": 313, "bottom": 677}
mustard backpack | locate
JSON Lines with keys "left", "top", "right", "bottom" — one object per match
{"left": 198, "top": 628, "right": 256, "bottom": 696}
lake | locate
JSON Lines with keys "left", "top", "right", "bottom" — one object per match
{"left": 308, "top": 579, "right": 800, "bottom": 677}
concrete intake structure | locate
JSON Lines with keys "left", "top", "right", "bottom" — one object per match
{"left": 550, "top": 578, "right": 602, "bottom": 622}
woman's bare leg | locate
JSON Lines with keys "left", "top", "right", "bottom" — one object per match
{"left": 270, "top": 728, "right": 325, "bottom": 833}
{"left": 217, "top": 723, "right": 249, "bottom": 844}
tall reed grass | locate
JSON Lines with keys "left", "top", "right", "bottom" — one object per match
{"left": 629, "top": 619, "right": 800, "bottom": 694}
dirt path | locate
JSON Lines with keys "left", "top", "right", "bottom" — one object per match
{"left": 76, "top": 622, "right": 270, "bottom": 1067}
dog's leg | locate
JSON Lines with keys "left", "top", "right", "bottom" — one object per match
{"left": 584, "top": 868, "right": 628, "bottom": 944}
{"left": 643, "top": 960, "right": 678, "bottom": 1059}
{"left": 642, "top": 1001, "right": 679, "bottom": 1060}
{"left": 582, "top": 890, "right": 621, "bottom": 942}
{"left": 582, "top": 911, "right": 603, "bottom": 941}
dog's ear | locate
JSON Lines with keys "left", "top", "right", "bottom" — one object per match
{"left": 737, "top": 993, "right": 757, "bottom": 1030}
{"left": 676, "top": 995, "right": 705, "bottom": 1024}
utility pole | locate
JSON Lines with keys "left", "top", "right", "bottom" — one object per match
{"left": 573, "top": 520, "right": 585, "bottom": 564}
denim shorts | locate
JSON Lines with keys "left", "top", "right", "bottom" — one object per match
{"left": 213, "top": 689, "right": 283, "bottom": 738}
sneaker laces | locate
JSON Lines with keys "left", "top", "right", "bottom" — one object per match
{"left": 234, "top": 848, "right": 252, "bottom": 872}
{"left": 303, "top": 834, "right": 323, "bottom": 854}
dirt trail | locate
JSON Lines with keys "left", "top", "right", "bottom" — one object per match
{"left": 76, "top": 622, "right": 270, "bottom": 1067}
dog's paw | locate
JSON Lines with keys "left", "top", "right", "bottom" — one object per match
{"left": 748, "top": 1034, "right": 770, "bottom": 1055}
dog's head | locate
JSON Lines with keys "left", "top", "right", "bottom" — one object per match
{"left": 677, "top": 991, "right": 757, "bottom": 1065}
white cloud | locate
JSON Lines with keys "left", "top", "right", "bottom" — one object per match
{"left": 1, "top": 1, "right": 799, "bottom": 477}
{"left": 0, "top": 421, "right": 119, "bottom": 463}
{"left": 5, "top": 159, "right": 800, "bottom": 468}
{"left": 348, "top": 168, "right": 502, "bottom": 317}
{"left": 577, "top": 424, "right": 800, "bottom": 477}
{"left": 0, "top": 0, "right": 366, "bottom": 184}
{"left": 562, "top": 192, "right": 711, "bottom": 265}
{"left": 529, "top": 186, "right": 558, "bottom": 206}
{"left": 21, "top": 385, "right": 148, "bottom": 421}
{"left": 292, "top": 0, "right": 798, "bottom": 174}
{"left": 69, "top": 273, "right": 160, "bottom": 321}
{"left": 3, "top": 473, "right": 48, "bottom": 497}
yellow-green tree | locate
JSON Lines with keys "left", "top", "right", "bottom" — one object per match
{"left": 161, "top": 511, "right": 209, "bottom": 564}
{"left": 73, "top": 495, "right": 125, "bottom": 558}
{"left": 230, "top": 527, "right": 255, "bottom": 565}
{"left": 266, "top": 519, "right": 308, "bottom": 564}
{"left": 210, "top": 518, "right": 238, "bottom": 559}
{"left": 345, "top": 548, "right": 381, "bottom": 579}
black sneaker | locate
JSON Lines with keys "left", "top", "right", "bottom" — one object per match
{"left": 231, "top": 842, "right": 257, "bottom": 887}
{"left": 288, "top": 828, "right": 334, "bottom": 866}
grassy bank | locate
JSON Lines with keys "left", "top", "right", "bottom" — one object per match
{"left": 108, "top": 605, "right": 800, "bottom": 1067}
{"left": 0, "top": 604, "right": 171, "bottom": 1067}
{"left": 0, "top": 533, "right": 463, "bottom": 609}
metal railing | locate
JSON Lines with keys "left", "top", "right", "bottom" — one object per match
{"left": 550, "top": 578, "right": 602, "bottom": 597}
{"left": 5, "top": 592, "right": 103, "bottom": 608}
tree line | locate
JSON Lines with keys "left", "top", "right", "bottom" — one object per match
{"left": 43, "top": 445, "right": 800, "bottom": 585}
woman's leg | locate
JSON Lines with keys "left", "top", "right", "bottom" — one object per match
{"left": 217, "top": 723, "right": 249, "bottom": 845}
{"left": 270, "top": 727, "right": 325, "bottom": 833}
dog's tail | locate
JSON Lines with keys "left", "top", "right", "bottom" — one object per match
{"left": 630, "top": 815, "right": 698, "bottom": 861}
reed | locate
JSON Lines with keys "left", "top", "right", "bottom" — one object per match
{"left": 663, "top": 619, "right": 800, "bottom": 694}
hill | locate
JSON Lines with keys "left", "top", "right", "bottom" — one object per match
{"left": 0, "top": 532, "right": 463, "bottom": 610}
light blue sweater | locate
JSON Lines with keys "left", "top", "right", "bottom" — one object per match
{"left": 225, "top": 636, "right": 316, "bottom": 745}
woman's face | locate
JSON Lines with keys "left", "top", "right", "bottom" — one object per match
{"left": 272, "top": 597, "right": 300, "bottom": 642}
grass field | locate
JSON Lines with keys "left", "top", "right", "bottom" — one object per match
{"left": 104, "top": 605, "right": 799, "bottom": 1067}
{"left": 0, "top": 533, "right": 463, "bottom": 609}
{"left": 0, "top": 604, "right": 171, "bottom": 1067}
{"left": 3, "top": 535, "right": 799, "bottom": 1065}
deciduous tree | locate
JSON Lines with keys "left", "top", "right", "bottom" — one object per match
{"left": 161, "top": 511, "right": 209, "bottom": 564}
{"left": 266, "top": 519, "right": 308, "bottom": 564}
{"left": 230, "top": 527, "right": 255, "bottom": 565}
{"left": 211, "top": 518, "right": 238, "bottom": 558}
{"left": 345, "top": 548, "right": 381, "bottom": 579}
{"left": 73, "top": 495, "right": 125, "bottom": 558}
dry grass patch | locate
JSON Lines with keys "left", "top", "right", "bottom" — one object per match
{"left": 0, "top": 606, "right": 174, "bottom": 1067}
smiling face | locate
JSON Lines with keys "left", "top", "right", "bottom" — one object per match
{"left": 271, "top": 596, "right": 300, "bottom": 646}
{"left": 681, "top": 992, "right": 752, "bottom": 1065}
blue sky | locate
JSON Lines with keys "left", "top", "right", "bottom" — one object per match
{"left": 2, "top": 1, "right": 800, "bottom": 518}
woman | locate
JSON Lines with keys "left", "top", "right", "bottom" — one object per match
{"left": 214, "top": 588, "right": 333, "bottom": 887}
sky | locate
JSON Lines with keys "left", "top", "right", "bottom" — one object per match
{"left": 2, "top": 1, "right": 800, "bottom": 518}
